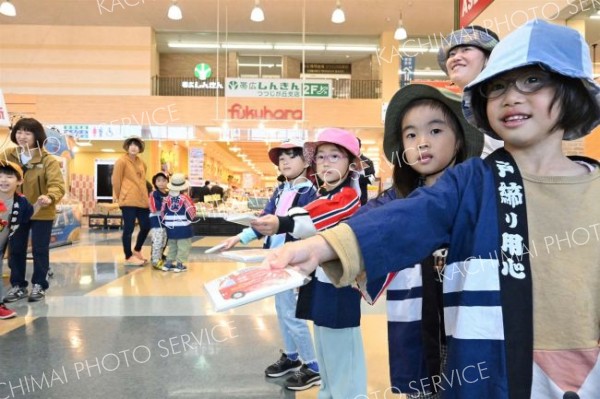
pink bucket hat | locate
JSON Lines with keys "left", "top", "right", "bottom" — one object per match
{"left": 303, "top": 128, "right": 362, "bottom": 171}
{"left": 267, "top": 139, "right": 305, "bottom": 165}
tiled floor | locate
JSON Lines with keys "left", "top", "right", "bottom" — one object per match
{"left": 0, "top": 230, "right": 395, "bottom": 399}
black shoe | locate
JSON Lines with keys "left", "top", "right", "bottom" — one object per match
{"left": 265, "top": 352, "right": 302, "bottom": 378}
{"left": 285, "top": 365, "right": 321, "bottom": 391}
{"left": 3, "top": 286, "right": 28, "bottom": 303}
{"left": 28, "top": 284, "right": 46, "bottom": 302}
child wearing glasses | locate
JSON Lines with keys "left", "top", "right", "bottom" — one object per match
{"left": 251, "top": 128, "right": 365, "bottom": 398}
{"left": 266, "top": 20, "right": 600, "bottom": 399}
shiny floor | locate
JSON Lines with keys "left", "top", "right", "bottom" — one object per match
{"left": 0, "top": 230, "right": 397, "bottom": 399}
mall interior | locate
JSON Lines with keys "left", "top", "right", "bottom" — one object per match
{"left": 0, "top": 0, "right": 600, "bottom": 398}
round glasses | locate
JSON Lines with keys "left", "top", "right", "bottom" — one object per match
{"left": 315, "top": 153, "right": 347, "bottom": 164}
{"left": 479, "top": 70, "right": 553, "bottom": 99}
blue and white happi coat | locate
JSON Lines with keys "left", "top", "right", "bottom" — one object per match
{"left": 347, "top": 155, "right": 599, "bottom": 399}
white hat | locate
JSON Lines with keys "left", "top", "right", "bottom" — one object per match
{"left": 167, "top": 173, "right": 189, "bottom": 191}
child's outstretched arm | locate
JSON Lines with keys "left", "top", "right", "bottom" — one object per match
{"left": 264, "top": 235, "right": 335, "bottom": 274}
{"left": 252, "top": 186, "right": 359, "bottom": 239}
{"left": 263, "top": 222, "right": 364, "bottom": 287}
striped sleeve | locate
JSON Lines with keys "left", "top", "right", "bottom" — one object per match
{"left": 181, "top": 194, "right": 197, "bottom": 219}
{"left": 286, "top": 187, "right": 360, "bottom": 239}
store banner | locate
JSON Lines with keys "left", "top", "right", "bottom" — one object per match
{"left": 0, "top": 89, "right": 9, "bottom": 127}
{"left": 400, "top": 56, "right": 416, "bottom": 88}
{"left": 225, "top": 78, "right": 332, "bottom": 98}
{"left": 459, "top": 0, "right": 494, "bottom": 27}
{"left": 53, "top": 124, "right": 194, "bottom": 141}
{"left": 188, "top": 147, "right": 205, "bottom": 187}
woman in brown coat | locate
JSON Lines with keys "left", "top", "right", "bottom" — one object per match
{"left": 112, "top": 137, "right": 150, "bottom": 266}
{"left": 3, "top": 118, "right": 66, "bottom": 303}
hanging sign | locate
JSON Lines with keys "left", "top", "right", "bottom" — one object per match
{"left": 226, "top": 78, "right": 332, "bottom": 98}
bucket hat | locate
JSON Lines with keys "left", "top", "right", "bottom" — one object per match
{"left": 167, "top": 173, "right": 189, "bottom": 192}
{"left": 437, "top": 26, "right": 499, "bottom": 74}
{"left": 384, "top": 84, "right": 484, "bottom": 163}
{"left": 123, "top": 136, "right": 145, "bottom": 153}
{"left": 303, "top": 128, "right": 362, "bottom": 171}
{"left": 268, "top": 139, "right": 305, "bottom": 165}
{"left": 152, "top": 172, "right": 169, "bottom": 186}
{"left": 0, "top": 160, "right": 24, "bottom": 180}
{"left": 463, "top": 19, "right": 600, "bottom": 140}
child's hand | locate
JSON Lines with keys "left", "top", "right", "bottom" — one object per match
{"left": 221, "top": 236, "right": 241, "bottom": 250}
{"left": 37, "top": 195, "right": 52, "bottom": 207}
{"left": 261, "top": 238, "right": 323, "bottom": 276}
{"left": 250, "top": 215, "right": 279, "bottom": 236}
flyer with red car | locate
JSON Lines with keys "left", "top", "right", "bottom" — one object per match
{"left": 204, "top": 266, "right": 311, "bottom": 312}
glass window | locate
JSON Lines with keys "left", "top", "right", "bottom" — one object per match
{"left": 238, "top": 55, "right": 282, "bottom": 78}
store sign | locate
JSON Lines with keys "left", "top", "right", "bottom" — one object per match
{"left": 0, "top": 89, "right": 9, "bottom": 127}
{"left": 303, "top": 63, "right": 351, "bottom": 74}
{"left": 181, "top": 81, "right": 224, "bottom": 90}
{"left": 188, "top": 147, "right": 205, "bottom": 187}
{"left": 53, "top": 124, "right": 194, "bottom": 140}
{"left": 400, "top": 57, "right": 416, "bottom": 88}
{"left": 228, "top": 103, "right": 303, "bottom": 120}
{"left": 459, "top": 0, "right": 494, "bottom": 27}
{"left": 226, "top": 78, "right": 332, "bottom": 98}
{"left": 194, "top": 63, "right": 212, "bottom": 80}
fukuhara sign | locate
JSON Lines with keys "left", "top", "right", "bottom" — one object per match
{"left": 225, "top": 78, "right": 332, "bottom": 98}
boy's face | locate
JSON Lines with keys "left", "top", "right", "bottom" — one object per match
{"left": 15, "top": 129, "right": 36, "bottom": 149}
{"left": 485, "top": 67, "right": 560, "bottom": 149}
{"left": 401, "top": 105, "right": 459, "bottom": 180}
{"left": 0, "top": 172, "right": 22, "bottom": 195}
{"left": 446, "top": 45, "right": 487, "bottom": 89}
{"left": 278, "top": 150, "right": 307, "bottom": 180}
{"left": 155, "top": 176, "right": 168, "bottom": 191}
{"left": 315, "top": 143, "right": 350, "bottom": 188}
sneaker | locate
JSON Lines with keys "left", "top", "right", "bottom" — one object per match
{"left": 170, "top": 263, "right": 187, "bottom": 273}
{"left": 125, "top": 256, "right": 145, "bottom": 266}
{"left": 132, "top": 250, "right": 148, "bottom": 262}
{"left": 265, "top": 352, "right": 302, "bottom": 378}
{"left": 28, "top": 284, "right": 46, "bottom": 302}
{"left": 0, "top": 303, "right": 16, "bottom": 319}
{"left": 284, "top": 364, "right": 321, "bottom": 391}
{"left": 152, "top": 260, "right": 169, "bottom": 271}
{"left": 3, "top": 286, "right": 28, "bottom": 303}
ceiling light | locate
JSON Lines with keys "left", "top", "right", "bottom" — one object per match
{"left": 168, "top": 1, "right": 182, "bottom": 20}
{"left": 76, "top": 142, "right": 93, "bottom": 147}
{"left": 400, "top": 46, "right": 439, "bottom": 54}
{"left": 0, "top": 0, "right": 16, "bottom": 17}
{"left": 101, "top": 149, "right": 116, "bottom": 153}
{"left": 250, "top": 0, "right": 264, "bottom": 22}
{"left": 399, "top": 70, "right": 447, "bottom": 77}
{"left": 274, "top": 44, "right": 326, "bottom": 51}
{"left": 331, "top": 0, "right": 345, "bottom": 24}
{"left": 394, "top": 12, "right": 407, "bottom": 40}
{"left": 222, "top": 43, "right": 273, "bottom": 50}
{"left": 168, "top": 43, "right": 219, "bottom": 49}
{"left": 326, "top": 45, "right": 378, "bottom": 52}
